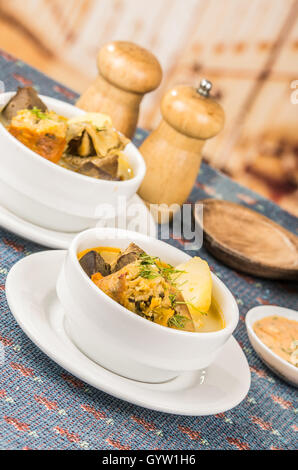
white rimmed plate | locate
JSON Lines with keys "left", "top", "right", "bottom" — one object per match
{"left": 0, "top": 194, "right": 157, "bottom": 249}
{"left": 5, "top": 250, "right": 251, "bottom": 416}
{"left": 246, "top": 305, "right": 298, "bottom": 387}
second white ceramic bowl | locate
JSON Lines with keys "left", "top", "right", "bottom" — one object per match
{"left": 56, "top": 228, "right": 239, "bottom": 383}
{"left": 0, "top": 92, "right": 146, "bottom": 232}
{"left": 246, "top": 305, "right": 298, "bottom": 386}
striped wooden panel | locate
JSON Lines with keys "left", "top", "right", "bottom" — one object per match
{"left": 0, "top": 0, "right": 297, "bottom": 213}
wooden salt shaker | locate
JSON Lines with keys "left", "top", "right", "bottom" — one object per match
{"left": 138, "top": 80, "right": 225, "bottom": 221}
{"left": 76, "top": 41, "right": 162, "bottom": 138}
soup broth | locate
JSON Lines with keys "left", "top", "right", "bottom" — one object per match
{"left": 197, "top": 300, "right": 224, "bottom": 332}
{"left": 253, "top": 315, "right": 298, "bottom": 367}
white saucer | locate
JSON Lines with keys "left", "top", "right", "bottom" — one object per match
{"left": 0, "top": 194, "right": 157, "bottom": 249}
{"left": 6, "top": 250, "right": 251, "bottom": 416}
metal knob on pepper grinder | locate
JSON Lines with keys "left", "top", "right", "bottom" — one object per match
{"left": 138, "top": 79, "right": 225, "bottom": 222}
{"left": 76, "top": 41, "right": 162, "bottom": 138}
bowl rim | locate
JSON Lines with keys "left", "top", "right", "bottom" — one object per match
{"left": 0, "top": 91, "right": 146, "bottom": 187}
{"left": 68, "top": 227, "right": 239, "bottom": 338}
{"left": 245, "top": 305, "right": 298, "bottom": 374}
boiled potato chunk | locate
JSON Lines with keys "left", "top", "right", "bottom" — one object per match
{"left": 175, "top": 257, "right": 212, "bottom": 323}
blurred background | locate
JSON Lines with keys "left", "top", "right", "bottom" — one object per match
{"left": 0, "top": 0, "right": 297, "bottom": 215}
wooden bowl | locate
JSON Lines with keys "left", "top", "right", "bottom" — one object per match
{"left": 194, "top": 199, "right": 298, "bottom": 280}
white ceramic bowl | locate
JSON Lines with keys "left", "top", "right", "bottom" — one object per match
{"left": 56, "top": 228, "right": 239, "bottom": 383}
{"left": 0, "top": 92, "right": 146, "bottom": 232}
{"left": 246, "top": 305, "right": 298, "bottom": 386}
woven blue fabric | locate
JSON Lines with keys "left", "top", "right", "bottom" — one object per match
{"left": 0, "top": 50, "right": 297, "bottom": 450}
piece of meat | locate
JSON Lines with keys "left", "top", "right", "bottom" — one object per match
{"left": 1, "top": 86, "right": 47, "bottom": 123}
{"left": 66, "top": 129, "right": 96, "bottom": 157}
{"left": 59, "top": 154, "right": 119, "bottom": 180}
{"left": 66, "top": 118, "right": 128, "bottom": 158}
{"left": 111, "top": 243, "right": 145, "bottom": 272}
{"left": 79, "top": 250, "right": 111, "bottom": 278}
{"left": 78, "top": 130, "right": 94, "bottom": 157}
{"left": 77, "top": 154, "right": 119, "bottom": 180}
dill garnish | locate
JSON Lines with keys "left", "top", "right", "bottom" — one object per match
{"left": 138, "top": 253, "right": 185, "bottom": 284}
{"left": 138, "top": 253, "right": 160, "bottom": 279}
{"left": 168, "top": 314, "right": 188, "bottom": 329}
{"left": 139, "top": 253, "right": 159, "bottom": 265}
{"left": 168, "top": 293, "right": 207, "bottom": 316}
{"left": 175, "top": 300, "right": 207, "bottom": 315}
{"left": 30, "top": 107, "right": 48, "bottom": 120}
{"left": 139, "top": 266, "right": 159, "bottom": 280}
{"left": 159, "top": 265, "right": 185, "bottom": 283}
{"left": 169, "top": 293, "right": 177, "bottom": 308}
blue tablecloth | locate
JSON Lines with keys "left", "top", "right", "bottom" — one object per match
{"left": 0, "top": 49, "right": 297, "bottom": 450}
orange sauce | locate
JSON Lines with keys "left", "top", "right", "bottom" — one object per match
{"left": 253, "top": 315, "right": 298, "bottom": 366}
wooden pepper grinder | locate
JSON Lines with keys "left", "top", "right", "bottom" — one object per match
{"left": 138, "top": 80, "right": 225, "bottom": 222}
{"left": 76, "top": 41, "right": 162, "bottom": 138}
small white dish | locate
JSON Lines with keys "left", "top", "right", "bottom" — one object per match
{"left": 0, "top": 92, "right": 146, "bottom": 232}
{"left": 0, "top": 194, "right": 156, "bottom": 249}
{"left": 246, "top": 305, "right": 298, "bottom": 386}
{"left": 5, "top": 250, "right": 251, "bottom": 416}
{"left": 57, "top": 228, "right": 239, "bottom": 383}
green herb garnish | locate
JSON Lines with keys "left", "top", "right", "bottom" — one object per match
{"left": 138, "top": 253, "right": 185, "bottom": 284}
{"left": 168, "top": 314, "right": 188, "bottom": 329}
{"left": 139, "top": 267, "right": 160, "bottom": 280}
{"left": 138, "top": 253, "right": 160, "bottom": 279}
{"left": 159, "top": 265, "right": 185, "bottom": 283}
{"left": 169, "top": 293, "right": 177, "bottom": 308}
{"left": 30, "top": 107, "right": 48, "bottom": 120}
{"left": 139, "top": 253, "right": 159, "bottom": 265}
{"left": 175, "top": 298, "right": 207, "bottom": 315}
